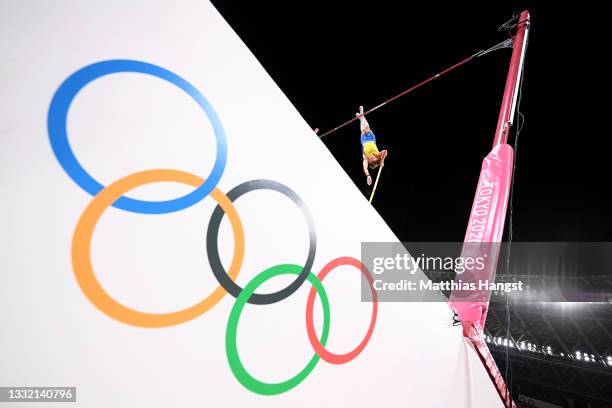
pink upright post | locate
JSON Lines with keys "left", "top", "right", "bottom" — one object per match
{"left": 493, "top": 11, "right": 531, "bottom": 148}
{"left": 449, "top": 10, "right": 530, "bottom": 408}
{"left": 451, "top": 9, "right": 529, "bottom": 334}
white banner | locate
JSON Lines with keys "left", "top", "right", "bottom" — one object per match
{"left": 1, "top": 1, "right": 502, "bottom": 406}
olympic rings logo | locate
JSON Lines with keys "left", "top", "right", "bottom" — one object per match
{"left": 48, "top": 59, "right": 379, "bottom": 395}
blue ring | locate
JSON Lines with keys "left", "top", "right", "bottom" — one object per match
{"left": 48, "top": 59, "right": 227, "bottom": 214}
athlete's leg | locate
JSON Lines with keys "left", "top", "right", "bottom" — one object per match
{"left": 356, "top": 105, "right": 371, "bottom": 135}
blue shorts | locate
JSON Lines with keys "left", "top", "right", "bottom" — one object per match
{"left": 360, "top": 131, "right": 376, "bottom": 151}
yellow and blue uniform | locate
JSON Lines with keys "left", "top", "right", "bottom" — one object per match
{"left": 361, "top": 131, "right": 380, "bottom": 160}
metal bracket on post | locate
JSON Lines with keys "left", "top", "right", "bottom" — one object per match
{"left": 476, "top": 38, "right": 514, "bottom": 57}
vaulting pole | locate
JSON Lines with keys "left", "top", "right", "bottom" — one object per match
{"left": 368, "top": 165, "right": 384, "bottom": 204}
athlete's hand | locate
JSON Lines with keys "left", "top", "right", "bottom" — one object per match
{"left": 366, "top": 175, "right": 372, "bottom": 186}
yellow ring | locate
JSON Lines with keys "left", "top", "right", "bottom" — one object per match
{"left": 72, "top": 169, "right": 244, "bottom": 327}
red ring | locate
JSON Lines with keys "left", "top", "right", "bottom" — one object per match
{"left": 305, "top": 256, "right": 378, "bottom": 364}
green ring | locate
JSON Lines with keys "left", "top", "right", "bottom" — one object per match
{"left": 225, "top": 264, "right": 330, "bottom": 395}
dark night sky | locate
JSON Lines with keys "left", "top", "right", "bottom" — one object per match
{"left": 212, "top": 1, "right": 610, "bottom": 243}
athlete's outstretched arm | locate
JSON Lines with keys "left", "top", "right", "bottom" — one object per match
{"left": 363, "top": 154, "right": 372, "bottom": 185}
{"left": 380, "top": 150, "right": 388, "bottom": 166}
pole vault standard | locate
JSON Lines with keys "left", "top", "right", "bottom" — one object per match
{"left": 451, "top": 10, "right": 530, "bottom": 331}
{"left": 450, "top": 10, "right": 530, "bottom": 408}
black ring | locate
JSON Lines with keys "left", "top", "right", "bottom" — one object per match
{"left": 206, "top": 180, "right": 316, "bottom": 304}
